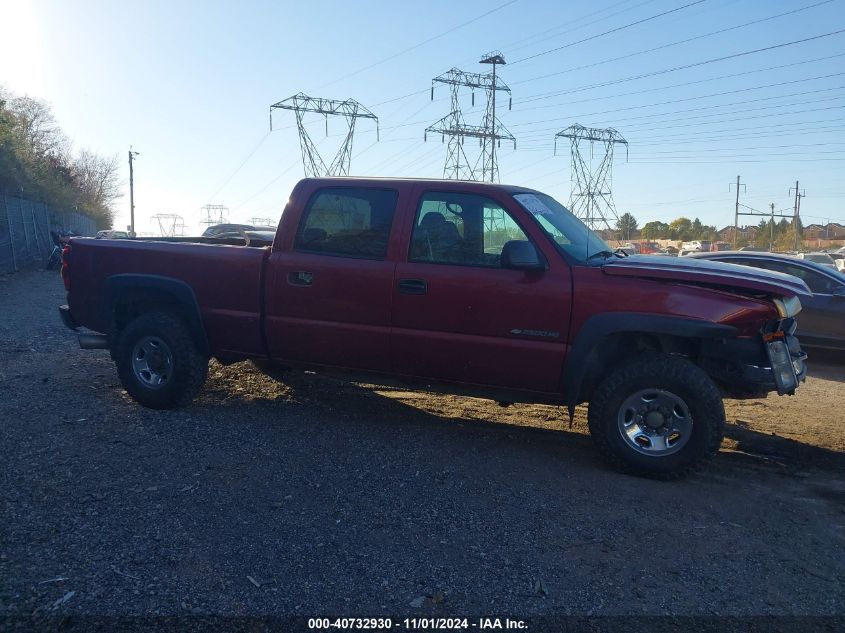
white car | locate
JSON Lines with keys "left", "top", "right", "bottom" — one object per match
{"left": 796, "top": 252, "right": 837, "bottom": 270}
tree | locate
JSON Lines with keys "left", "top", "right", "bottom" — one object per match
{"left": 73, "top": 150, "right": 121, "bottom": 226}
{"left": 616, "top": 212, "right": 638, "bottom": 240}
{"left": 691, "top": 217, "right": 703, "bottom": 238}
{"left": 641, "top": 221, "right": 669, "bottom": 239}
{"left": 0, "top": 84, "right": 118, "bottom": 228}
{"left": 669, "top": 217, "right": 693, "bottom": 241}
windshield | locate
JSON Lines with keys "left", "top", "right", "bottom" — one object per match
{"left": 512, "top": 191, "right": 611, "bottom": 262}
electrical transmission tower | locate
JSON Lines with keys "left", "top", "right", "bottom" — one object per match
{"left": 554, "top": 124, "right": 628, "bottom": 233}
{"left": 425, "top": 51, "right": 515, "bottom": 182}
{"left": 150, "top": 214, "right": 186, "bottom": 237}
{"left": 270, "top": 93, "right": 379, "bottom": 177}
{"left": 200, "top": 204, "right": 229, "bottom": 229}
{"left": 249, "top": 217, "right": 274, "bottom": 227}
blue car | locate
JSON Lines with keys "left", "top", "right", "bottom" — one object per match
{"left": 690, "top": 251, "right": 845, "bottom": 351}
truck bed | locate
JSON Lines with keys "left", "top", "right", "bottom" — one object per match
{"left": 66, "top": 238, "right": 269, "bottom": 358}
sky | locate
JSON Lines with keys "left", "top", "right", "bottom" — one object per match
{"left": 1, "top": 0, "right": 844, "bottom": 236}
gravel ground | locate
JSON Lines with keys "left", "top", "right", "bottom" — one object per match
{"left": 1, "top": 270, "right": 843, "bottom": 629}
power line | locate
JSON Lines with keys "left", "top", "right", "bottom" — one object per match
{"left": 363, "top": 0, "right": 665, "bottom": 110}
{"left": 621, "top": 141, "right": 845, "bottom": 155}
{"left": 510, "top": 81, "right": 845, "bottom": 136}
{"left": 512, "top": 100, "right": 845, "bottom": 140}
{"left": 501, "top": 0, "right": 661, "bottom": 56}
{"left": 509, "top": 0, "right": 708, "bottom": 65}
{"left": 513, "top": 51, "right": 845, "bottom": 112}
{"left": 205, "top": 131, "right": 270, "bottom": 203}
{"left": 515, "top": 71, "right": 845, "bottom": 116}
{"left": 511, "top": 0, "right": 836, "bottom": 86}
{"left": 311, "top": 0, "right": 519, "bottom": 91}
{"left": 516, "top": 28, "right": 845, "bottom": 104}
{"left": 230, "top": 157, "right": 301, "bottom": 212}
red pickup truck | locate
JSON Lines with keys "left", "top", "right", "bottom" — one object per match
{"left": 59, "top": 178, "right": 808, "bottom": 478}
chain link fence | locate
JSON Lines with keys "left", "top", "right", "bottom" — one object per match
{"left": 0, "top": 192, "right": 98, "bottom": 274}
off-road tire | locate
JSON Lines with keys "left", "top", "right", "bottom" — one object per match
{"left": 587, "top": 352, "right": 725, "bottom": 480}
{"left": 115, "top": 312, "right": 208, "bottom": 409}
{"left": 250, "top": 359, "right": 289, "bottom": 383}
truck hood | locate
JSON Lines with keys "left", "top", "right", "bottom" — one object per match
{"left": 601, "top": 255, "right": 810, "bottom": 298}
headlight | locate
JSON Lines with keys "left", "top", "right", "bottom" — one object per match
{"left": 766, "top": 340, "right": 798, "bottom": 394}
{"left": 772, "top": 295, "right": 802, "bottom": 319}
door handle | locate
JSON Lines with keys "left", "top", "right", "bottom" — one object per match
{"left": 288, "top": 271, "right": 313, "bottom": 286}
{"left": 398, "top": 279, "right": 427, "bottom": 295}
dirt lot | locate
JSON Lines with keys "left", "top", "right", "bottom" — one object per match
{"left": 1, "top": 270, "right": 843, "bottom": 627}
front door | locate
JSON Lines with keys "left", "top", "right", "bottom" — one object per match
{"left": 264, "top": 185, "right": 401, "bottom": 371}
{"left": 390, "top": 188, "right": 573, "bottom": 395}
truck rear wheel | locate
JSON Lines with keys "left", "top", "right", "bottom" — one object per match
{"left": 114, "top": 312, "right": 208, "bottom": 409}
{"left": 587, "top": 352, "right": 724, "bottom": 479}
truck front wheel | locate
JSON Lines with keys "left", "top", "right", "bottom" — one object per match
{"left": 587, "top": 353, "right": 725, "bottom": 479}
{"left": 114, "top": 312, "right": 208, "bottom": 409}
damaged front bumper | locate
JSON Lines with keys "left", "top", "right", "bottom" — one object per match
{"left": 700, "top": 318, "right": 807, "bottom": 398}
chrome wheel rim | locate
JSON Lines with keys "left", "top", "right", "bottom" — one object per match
{"left": 617, "top": 389, "right": 692, "bottom": 456}
{"left": 131, "top": 336, "right": 173, "bottom": 389}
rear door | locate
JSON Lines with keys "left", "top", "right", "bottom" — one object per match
{"left": 264, "top": 185, "right": 403, "bottom": 371}
{"left": 390, "top": 186, "right": 573, "bottom": 395}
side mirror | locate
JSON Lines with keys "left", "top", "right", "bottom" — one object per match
{"left": 501, "top": 240, "right": 545, "bottom": 271}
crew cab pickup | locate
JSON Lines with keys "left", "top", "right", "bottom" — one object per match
{"left": 59, "top": 178, "right": 808, "bottom": 478}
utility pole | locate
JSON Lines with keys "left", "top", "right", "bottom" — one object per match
{"left": 769, "top": 202, "right": 775, "bottom": 252}
{"left": 128, "top": 147, "right": 139, "bottom": 237}
{"left": 729, "top": 175, "right": 745, "bottom": 248}
{"left": 789, "top": 180, "right": 805, "bottom": 252}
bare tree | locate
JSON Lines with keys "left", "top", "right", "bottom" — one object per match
{"left": 74, "top": 149, "right": 122, "bottom": 209}
{"left": 8, "top": 95, "right": 65, "bottom": 158}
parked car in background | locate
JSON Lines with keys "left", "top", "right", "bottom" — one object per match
{"left": 710, "top": 242, "right": 731, "bottom": 252}
{"left": 200, "top": 223, "right": 277, "bottom": 246}
{"left": 797, "top": 252, "right": 837, "bottom": 270}
{"left": 638, "top": 241, "right": 661, "bottom": 254}
{"left": 201, "top": 223, "right": 276, "bottom": 239}
{"left": 95, "top": 230, "right": 130, "bottom": 239}
{"left": 681, "top": 240, "right": 709, "bottom": 252}
{"left": 691, "top": 251, "right": 845, "bottom": 351}
{"left": 828, "top": 247, "right": 845, "bottom": 261}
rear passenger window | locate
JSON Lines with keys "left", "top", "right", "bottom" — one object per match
{"left": 295, "top": 187, "right": 398, "bottom": 259}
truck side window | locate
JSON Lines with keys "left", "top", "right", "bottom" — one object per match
{"left": 410, "top": 192, "right": 529, "bottom": 267}
{"left": 295, "top": 187, "right": 398, "bottom": 259}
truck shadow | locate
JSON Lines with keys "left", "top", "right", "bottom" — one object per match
{"left": 724, "top": 421, "right": 845, "bottom": 473}
{"left": 210, "top": 364, "right": 845, "bottom": 478}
